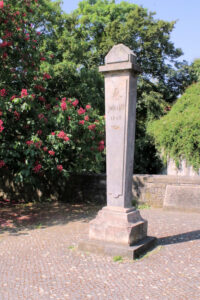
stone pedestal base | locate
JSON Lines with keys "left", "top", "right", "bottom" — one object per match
{"left": 89, "top": 206, "right": 147, "bottom": 245}
{"left": 78, "top": 206, "right": 156, "bottom": 259}
{"left": 78, "top": 236, "right": 156, "bottom": 260}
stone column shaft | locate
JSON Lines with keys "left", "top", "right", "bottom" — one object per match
{"left": 99, "top": 47, "right": 140, "bottom": 208}
{"left": 104, "top": 71, "right": 137, "bottom": 207}
{"left": 79, "top": 45, "right": 156, "bottom": 257}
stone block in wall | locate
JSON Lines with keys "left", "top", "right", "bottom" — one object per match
{"left": 132, "top": 175, "right": 166, "bottom": 207}
{"left": 142, "top": 184, "right": 166, "bottom": 207}
{"left": 164, "top": 185, "right": 200, "bottom": 212}
{"left": 132, "top": 175, "right": 200, "bottom": 211}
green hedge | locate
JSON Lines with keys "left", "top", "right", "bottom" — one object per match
{"left": 148, "top": 82, "right": 200, "bottom": 170}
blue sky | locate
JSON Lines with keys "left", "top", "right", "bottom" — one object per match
{"left": 61, "top": 0, "right": 200, "bottom": 64}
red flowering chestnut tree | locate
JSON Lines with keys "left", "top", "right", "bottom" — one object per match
{"left": 0, "top": 0, "right": 105, "bottom": 184}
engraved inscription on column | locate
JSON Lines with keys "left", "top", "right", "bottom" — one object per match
{"left": 106, "top": 77, "right": 128, "bottom": 198}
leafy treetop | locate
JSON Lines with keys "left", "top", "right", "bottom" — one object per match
{"left": 148, "top": 82, "right": 200, "bottom": 171}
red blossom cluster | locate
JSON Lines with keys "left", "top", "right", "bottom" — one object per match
{"left": 0, "top": 160, "right": 5, "bottom": 168}
{"left": 88, "top": 124, "right": 96, "bottom": 131}
{"left": 37, "top": 130, "right": 42, "bottom": 136}
{"left": 26, "top": 140, "right": 34, "bottom": 146}
{"left": 21, "top": 89, "right": 28, "bottom": 97}
{"left": 57, "top": 131, "right": 70, "bottom": 142}
{"left": 43, "top": 73, "right": 51, "bottom": 80}
{"left": 34, "top": 85, "right": 46, "bottom": 92}
{"left": 0, "top": 89, "right": 6, "bottom": 97}
{"left": 35, "top": 141, "right": 42, "bottom": 149}
{"left": 72, "top": 99, "right": 79, "bottom": 107}
{"left": 48, "top": 150, "right": 55, "bottom": 156}
{"left": 33, "top": 163, "right": 42, "bottom": 173}
{"left": 0, "top": 120, "right": 4, "bottom": 132}
{"left": 14, "top": 110, "right": 20, "bottom": 120}
{"left": 77, "top": 107, "right": 86, "bottom": 115}
{"left": 98, "top": 140, "right": 105, "bottom": 152}
{"left": 10, "top": 95, "right": 16, "bottom": 101}
{"left": 85, "top": 104, "right": 91, "bottom": 110}
{"left": 61, "top": 98, "right": 67, "bottom": 111}
{"left": 0, "top": 1, "right": 4, "bottom": 9}
{"left": 38, "top": 96, "right": 46, "bottom": 102}
{"left": 57, "top": 165, "right": 63, "bottom": 172}
{"left": 0, "top": 41, "right": 12, "bottom": 47}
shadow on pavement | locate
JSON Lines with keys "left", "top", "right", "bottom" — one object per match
{"left": 1, "top": 202, "right": 200, "bottom": 247}
{"left": 0, "top": 202, "right": 102, "bottom": 236}
{"left": 157, "top": 230, "right": 200, "bottom": 245}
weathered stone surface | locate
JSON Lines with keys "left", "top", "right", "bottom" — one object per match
{"left": 104, "top": 72, "right": 137, "bottom": 207}
{"left": 78, "top": 236, "right": 156, "bottom": 259}
{"left": 99, "top": 44, "right": 140, "bottom": 208}
{"left": 82, "top": 44, "right": 151, "bottom": 257}
{"left": 132, "top": 175, "right": 166, "bottom": 207}
{"left": 164, "top": 185, "right": 200, "bottom": 212}
{"left": 105, "top": 44, "right": 136, "bottom": 64}
{"left": 132, "top": 175, "right": 200, "bottom": 210}
{"left": 89, "top": 206, "right": 147, "bottom": 245}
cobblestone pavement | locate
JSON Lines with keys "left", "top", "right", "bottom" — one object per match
{"left": 0, "top": 203, "right": 199, "bottom": 300}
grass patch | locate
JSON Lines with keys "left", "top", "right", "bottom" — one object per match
{"left": 113, "top": 255, "right": 123, "bottom": 262}
{"left": 137, "top": 203, "right": 151, "bottom": 210}
{"left": 68, "top": 245, "right": 76, "bottom": 250}
{"left": 132, "top": 199, "right": 151, "bottom": 210}
{"left": 35, "top": 223, "right": 42, "bottom": 229}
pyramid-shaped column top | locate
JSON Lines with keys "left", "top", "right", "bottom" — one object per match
{"left": 99, "top": 44, "right": 141, "bottom": 74}
{"left": 105, "top": 44, "right": 136, "bottom": 64}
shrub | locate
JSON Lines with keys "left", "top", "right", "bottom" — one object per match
{"left": 0, "top": 0, "right": 105, "bottom": 184}
{"left": 148, "top": 82, "right": 200, "bottom": 170}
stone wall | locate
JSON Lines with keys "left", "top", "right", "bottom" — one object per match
{"left": 1, "top": 172, "right": 200, "bottom": 212}
{"left": 0, "top": 171, "right": 107, "bottom": 205}
{"left": 132, "top": 175, "right": 200, "bottom": 212}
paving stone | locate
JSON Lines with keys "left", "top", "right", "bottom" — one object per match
{"left": 0, "top": 204, "right": 199, "bottom": 299}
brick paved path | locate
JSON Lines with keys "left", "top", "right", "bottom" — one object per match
{"left": 0, "top": 203, "right": 199, "bottom": 300}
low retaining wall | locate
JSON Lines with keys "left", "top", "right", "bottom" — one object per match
{"left": 132, "top": 175, "right": 200, "bottom": 212}
{"left": 0, "top": 172, "right": 107, "bottom": 205}
{"left": 0, "top": 172, "right": 200, "bottom": 212}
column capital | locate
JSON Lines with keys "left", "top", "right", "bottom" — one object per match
{"left": 99, "top": 44, "right": 141, "bottom": 74}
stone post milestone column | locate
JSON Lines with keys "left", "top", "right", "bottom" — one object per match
{"left": 101, "top": 44, "right": 139, "bottom": 208}
{"left": 79, "top": 44, "right": 155, "bottom": 258}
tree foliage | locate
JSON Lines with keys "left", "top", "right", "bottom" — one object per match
{"left": 0, "top": 0, "right": 194, "bottom": 178}
{"left": 190, "top": 59, "right": 200, "bottom": 82}
{"left": 0, "top": 0, "right": 105, "bottom": 185}
{"left": 147, "top": 82, "right": 200, "bottom": 171}
{"left": 50, "top": 0, "right": 192, "bottom": 102}
{"left": 43, "top": 0, "right": 192, "bottom": 173}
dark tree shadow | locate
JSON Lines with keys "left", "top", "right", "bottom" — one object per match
{"left": 132, "top": 175, "right": 145, "bottom": 204}
{"left": 0, "top": 202, "right": 103, "bottom": 236}
{"left": 0, "top": 172, "right": 107, "bottom": 206}
{"left": 157, "top": 230, "right": 200, "bottom": 246}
